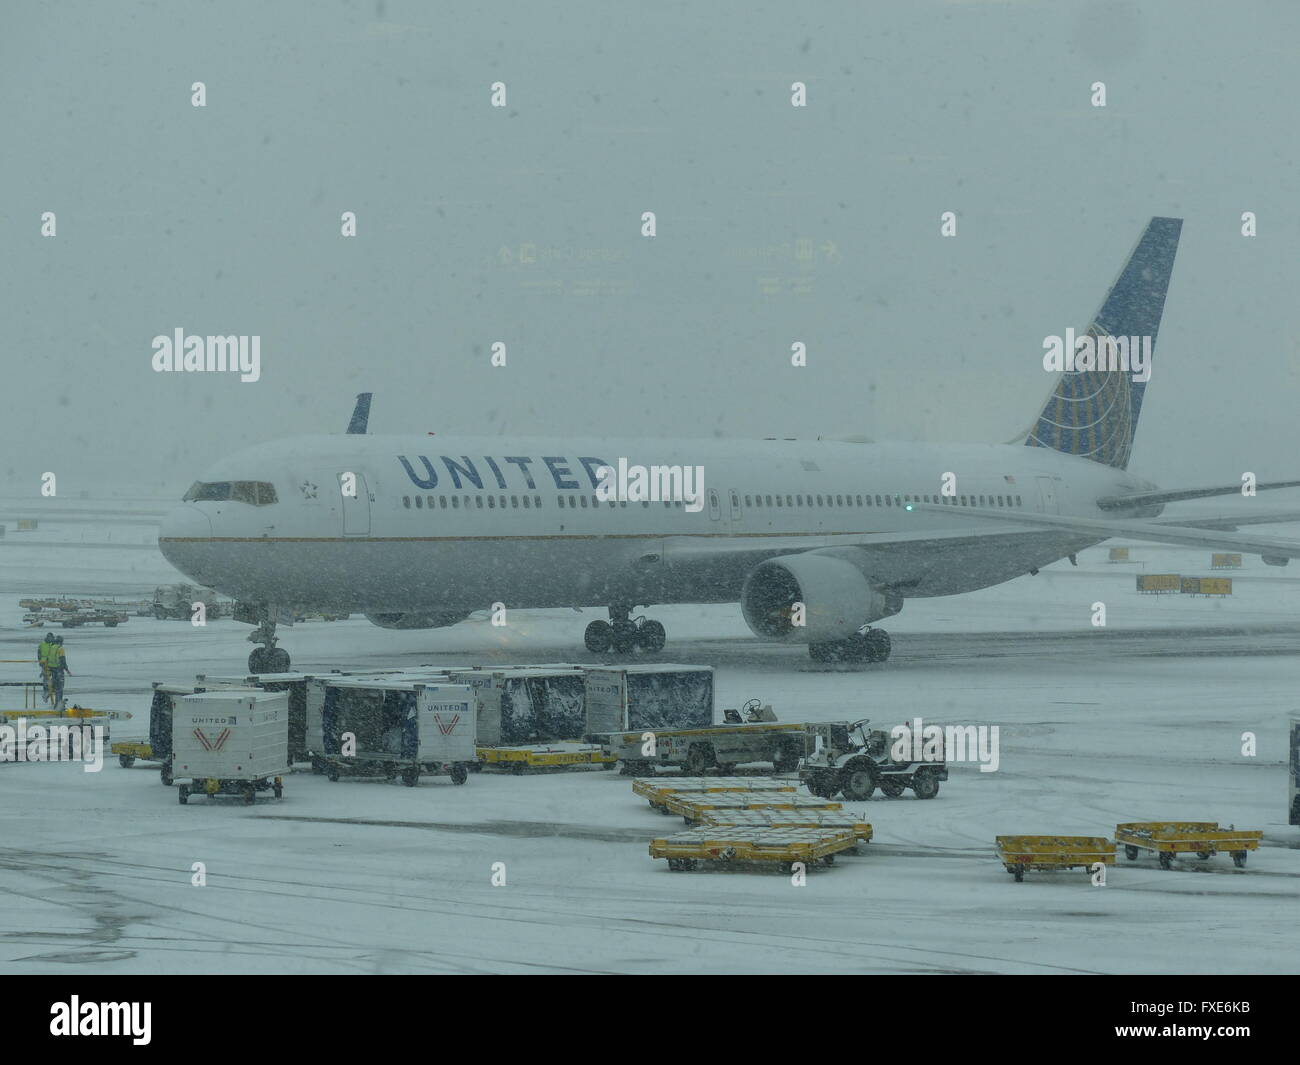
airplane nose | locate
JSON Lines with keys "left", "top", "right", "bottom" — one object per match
{"left": 159, "top": 505, "right": 212, "bottom": 556}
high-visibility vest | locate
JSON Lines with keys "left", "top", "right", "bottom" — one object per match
{"left": 38, "top": 641, "right": 54, "bottom": 668}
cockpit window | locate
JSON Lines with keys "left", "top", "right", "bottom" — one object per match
{"left": 183, "top": 481, "right": 278, "bottom": 505}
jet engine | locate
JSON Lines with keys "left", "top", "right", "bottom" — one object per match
{"left": 740, "top": 553, "right": 898, "bottom": 643}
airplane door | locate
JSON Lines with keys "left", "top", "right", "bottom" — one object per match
{"left": 1035, "top": 476, "right": 1059, "bottom": 514}
{"left": 707, "top": 488, "right": 721, "bottom": 521}
{"left": 342, "top": 472, "right": 371, "bottom": 535}
{"left": 727, "top": 488, "right": 743, "bottom": 525}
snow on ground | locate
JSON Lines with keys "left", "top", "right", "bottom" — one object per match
{"left": 0, "top": 501, "right": 1297, "bottom": 973}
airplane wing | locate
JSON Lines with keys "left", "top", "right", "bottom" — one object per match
{"left": 1148, "top": 510, "right": 1300, "bottom": 531}
{"left": 1097, "top": 479, "right": 1300, "bottom": 510}
{"left": 917, "top": 505, "right": 1300, "bottom": 563}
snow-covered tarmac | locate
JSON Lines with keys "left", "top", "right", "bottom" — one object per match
{"left": 1, "top": 499, "right": 1297, "bottom": 973}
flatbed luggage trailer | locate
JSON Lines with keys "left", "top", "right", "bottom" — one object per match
{"left": 172, "top": 691, "right": 291, "bottom": 806}
{"left": 650, "top": 826, "right": 859, "bottom": 871}
{"left": 700, "top": 807, "right": 874, "bottom": 843}
{"left": 476, "top": 743, "right": 615, "bottom": 772}
{"left": 995, "top": 836, "right": 1115, "bottom": 882}
{"left": 315, "top": 681, "right": 477, "bottom": 787}
{"left": 632, "top": 777, "right": 797, "bottom": 813}
{"left": 1114, "top": 822, "right": 1262, "bottom": 869}
{"left": 666, "top": 792, "right": 844, "bottom": 825}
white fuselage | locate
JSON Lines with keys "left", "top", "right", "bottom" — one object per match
{"left": 158, "top": 434, "right": 1156, "bottom": 620}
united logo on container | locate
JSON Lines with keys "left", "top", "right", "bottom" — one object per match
{"left": 433, "top": 713, "right": 461, "bottom": 735}
{"left": 192, "top": 727, "right": 231, "bottom": 751}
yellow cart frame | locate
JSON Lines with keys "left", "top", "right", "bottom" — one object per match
{"left": 995, "top": 835, "right": 1115, "bottom": 882}
{"left": 1114, "top": 822, "right": 1262, "bottom": 869}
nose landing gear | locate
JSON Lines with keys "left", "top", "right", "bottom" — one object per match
{"left": 246, "top": 611, "right": 291, "bottom": 673}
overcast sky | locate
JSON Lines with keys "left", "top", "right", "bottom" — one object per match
{"left": 4, "top": 0, "right": 1298, "bottom": 497}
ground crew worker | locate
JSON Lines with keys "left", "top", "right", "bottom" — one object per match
{"left": 50, "top": 636, "right": 71, "bottom": 709}
{"left": 37, "top": 632, "right": 57, "bottom": 703}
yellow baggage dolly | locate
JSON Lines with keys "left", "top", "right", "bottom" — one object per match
{"left": 110, "top": 740, "right": 156, "bottom": 768}
{"left": 1114, "top": 822, "right": 1262, "bottom": 869}
{"left": 632, "top": 776, "right": 797, "bottom": 812}
{"left": 699, "top": 806, "right": 873, "bottom": 843}
{"left": 477, "top": 743, "right": 617, "bottom": 773}
{"left": 665, "top": 792, "right": 842, "bottom": 824}
{"left": 995, "top": 835, "right": 1115, "bottom": 882}
{"left": 650, "top": 826, "right": 859, "bottom": 871}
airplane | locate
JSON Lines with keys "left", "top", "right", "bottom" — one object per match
{"left": 159, "top": 217, "right": 1300, "bottom": 672}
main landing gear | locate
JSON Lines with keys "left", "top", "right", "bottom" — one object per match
{"left": 246, "top": 611, "right": 291, "bottom": 674}
{"left": 584, "top": 606, "right": 666, "bottom": 655}
{"left": 808, "top": 627, "right": 891, "bottom": 665}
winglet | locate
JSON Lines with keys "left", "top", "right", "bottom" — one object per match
{"left": 346, "top": 393, "right": 372, "bottom": 434}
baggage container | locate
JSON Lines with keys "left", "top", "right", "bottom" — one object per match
{"left": 583, "top": 664, "right": 714, "bottom": 735}
{"left": 172, "top": 691, "right": 290, "bottom": 805}
{"left": 315, "top": 680, "right": 476, "bottom": 786}
{"left": 149, "top": 679, "right": 259, "bottom": 784}
{"left": 197, "top": 671, "right": 317, "bottom": 765}
{"left": 448, "top": 666, "right": 584, "bottom": 744}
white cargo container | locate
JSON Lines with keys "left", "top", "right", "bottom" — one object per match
{"left": 172, "top": 690, "right": 290, "bottom": 805}
{"left": 583, "top": 664, "right": 714, "bottom": 735}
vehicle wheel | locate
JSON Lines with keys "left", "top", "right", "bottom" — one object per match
{"left": 268, "top": 647, "right": 291, "bottom": 672}
{"left": 821, "top": 854, "right": 835, "bottom": 867}
{"left": 248, "top": 647, "right": 268, "bottom": 673}
{"left": 1231, "top": 851, "right": 1247, "bottom": 868}
{"left": 119, "top": 754, "right": 135, "bottom": 769}
{"left": 1013, "top": 865, "right": 1024, "bottom": 882}
{"left": 178, "top": 785, "right": 189, "bottom": 805}
{"left": 637, "top": 620, "right": 666, "bottom": 653}
{"left": 600, "top": 759, "right": 616, "bottom": 770}
{"left": 105, "top": 620, "right": 118, "bottom": 627}
{"left": 327, "top": 768, "right": 340, "bottom": 782}
{"left": 667, "top": 858, "right": 682, "bottom": 871}
{"left": 161, "top": 766, "right": 174, "bottom": 787}
{"left": 772, "top": 742, "right": 800, "bottom": 774}
{"left": 584, "top": 620, "right": 613, "bottom": 653}
{"left": 450, "top": 764, "right": 468, "bottom": 785}
{"left": 1124, "top": 845, "right": 1139, "bottom": 861}
{"left": 610, "top": 621, "right": 638, "bottom": 654}
{"left": 805, "top": 773, "right": 838, "bottom": 799}
{"left": 684, "top": 744, "right": 714, "bottom": 774}
{"left": 1197, "top": 851, "right": 1212, "bottom": 860}
{"left": 840, "top": 761, "right": 876, "bottom": 801}
{"left": 911, "top": 770, "right": 940, "bottom": 800}
{"left": 879, "top": 780, "right": 905, "bottom": 798}
{"left": 1158, "top": 852, "right": 1173, "bottom": 870}
{"left": 402, "top": 767, "right": 419, "bottom": 787}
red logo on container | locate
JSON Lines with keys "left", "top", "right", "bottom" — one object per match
{"left": 433, "top": 713, "right": 461, "bottom": 735}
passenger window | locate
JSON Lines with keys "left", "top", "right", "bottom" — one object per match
{"left": 402, "top": 496, "right": 411, "bottom": 509}
{"left": 511, "top": 496, "right": 518, "bottom": 508}
{"left": 776, "top": 496, "right": 782, "bottom": 507}
{"left": 745, "top": 495, "right": 752, "bottom": 507}
{"left": 487, "top": 496, "right": 495, "bottom": 508}
{"left": 452, "top": 496, "right": 460, "bottom": 509}
{"left": 535, "top": 496, "right": 542, "bottom": 508}
{"left": 522, "top": 496, "right": 530, "bottom": 508}
{"left": 580, "top": 496, "right": 588, "bottom": 508}
{"left": 475, "top": 496, "right": 483, "bottom": 508}
{"left": 885, "top": 496, "right": 892, "bottom": 507}
{"left": 765, "top": 495, "right": 773, "bottom": 507}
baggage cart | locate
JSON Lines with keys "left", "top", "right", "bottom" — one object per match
{"left": 583, "top": 664, "right": 714, "bottom": 734}
{"left": 1114, "top": 821, "right": 1262, "bottom": 869}
{"left": 476, "top": 742, "right": 615, "bottom": 772}
{"left": 172, "top": 691, "right": 290, "bottom": 805}
{"left": 150, "top": 679, "right": 259, "bottom": 785}
{"left": 650, "top": 826, "right": 859, "bottom": 871}
{"left": 315, "top": 681, "right": 476, "bottom": 786}
{"left": 995, "top": 835, "right": 1115, "bottom": 882}
{"left": 632, "top": 776, "right": 797, "bottom": 810}
{"left": 699, "top": 806, "right": 873, "bottom": 842}
{"left": 666, "top": 792, "right": 843, "bottom": 824}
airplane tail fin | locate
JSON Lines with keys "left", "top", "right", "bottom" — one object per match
{"left": 346, "top": 393, "right": 372, "bottom": 434}
{"left": 1022, "top": 217, "right": 1182, "bottom": 470}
